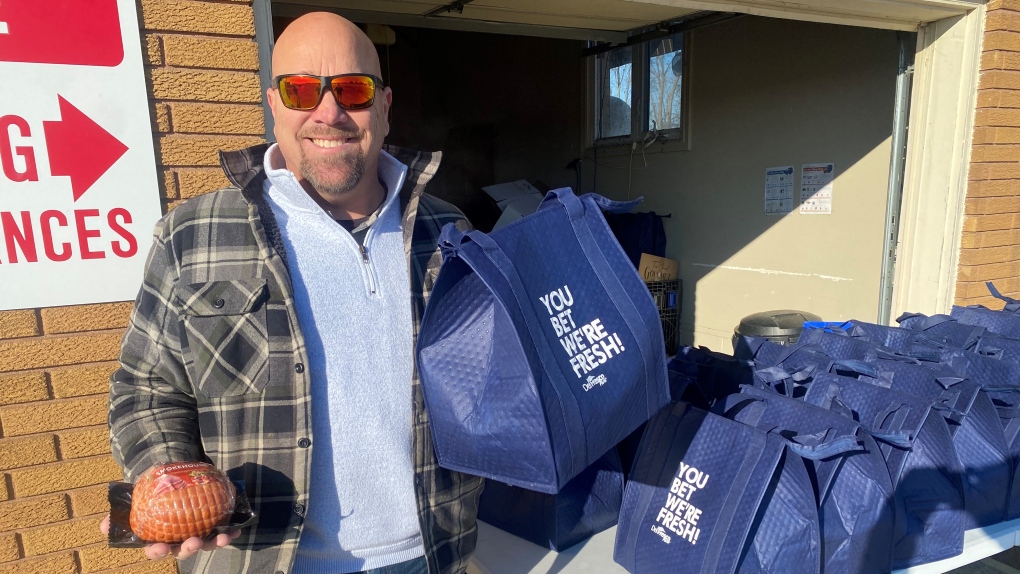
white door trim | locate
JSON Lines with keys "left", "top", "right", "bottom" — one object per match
{"left": 891, "top": 6, "right": 985, "bottom": 318}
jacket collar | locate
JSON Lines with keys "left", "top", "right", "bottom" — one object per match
{"left": 217, "top": 143, "right": 442, "bottom": 219}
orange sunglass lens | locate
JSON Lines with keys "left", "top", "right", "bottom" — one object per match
{"left": 279, "top": 76, "right": 324, "bottom": 109}
{"left": 331, "top": 76, "right": 375, "bottom": 109}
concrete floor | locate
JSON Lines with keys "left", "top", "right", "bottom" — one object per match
{"left": 949, "top": 547, "right": 1020, "bottom": 574}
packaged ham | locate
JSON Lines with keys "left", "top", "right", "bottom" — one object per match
{"left": 108, "top": 461, "right": 257, "bottom": 547}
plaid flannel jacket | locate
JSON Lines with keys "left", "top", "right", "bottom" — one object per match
{"left": 109, "top": 144, "right": 484, "bottom": 574}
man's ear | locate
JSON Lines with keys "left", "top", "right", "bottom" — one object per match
{"left": 266, "top": 88, "right": 279, "bottom": 120}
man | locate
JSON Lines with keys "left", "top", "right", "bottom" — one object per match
{"left": 105, "top": 12, "right": 484, "bottom": 574}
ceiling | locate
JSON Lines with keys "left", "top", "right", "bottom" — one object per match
{"left": 272, "top": 0, "right": 983, "bottom": 38}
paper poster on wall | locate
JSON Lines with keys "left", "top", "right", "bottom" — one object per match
{"left": 764, "top": 166, "right": 794, "bottom": 215}
{"left": 799, "top": 163, "right": 835, "bottom": 215}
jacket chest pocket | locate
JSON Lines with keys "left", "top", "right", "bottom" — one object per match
{"left": 177, "top": 279, "right": 271, "bottom": 397}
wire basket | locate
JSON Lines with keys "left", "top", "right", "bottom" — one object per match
{"left": 646, "top": 280, "right": 681, "bottom": 356}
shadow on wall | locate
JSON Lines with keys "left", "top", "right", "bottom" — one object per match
{"left": 580, "top": 16, "right": 901, "bottom": 352}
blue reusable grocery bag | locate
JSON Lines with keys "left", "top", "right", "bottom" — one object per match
{"left": 975, "top": 334, "right": 1020, "bottom": 365}
{"left": 856, "top": 351, "right": 1011, "bottom": 529}
{"left": 716, "top": 387, "right": 895, "bottom": 574}
{"left": 602, "top": 211, "right": 669, "bottom": 269}
{"left": 615, "top": 402, "right": 821, "bottom": 574}
{"left": 941, "top": 350, "right": 1020, "bottom": 520}
{"left": 843, "top": 319, "right": 964, "bottom": 356}
{"left": 477, "top": 448, "right": 624, "bottom": 551}
{"left": 417, "top": 187, "right": 670, "bottom": 493}
{"left": 951, "top": 282, "right": 1020, "bottom": 338}
{"left": 803, "top": 374, "right": 965, "bottom": 568}
{"left": 667, "top": 346, "right": 755, "bottom": 409}
{"left": 896, "top": 313, "right": 986, "bottom": 350}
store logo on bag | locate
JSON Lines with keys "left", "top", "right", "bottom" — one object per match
{"left": 538, "top": 284, "right": 629, "bottom": 380}
{"left": 650, "top": 525, "right": 672, "bottom": 544}
{"left": 583, "top": 373, "right": 608, "bottom": 392}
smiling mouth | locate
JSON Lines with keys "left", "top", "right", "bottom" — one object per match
{"left": 309, "top": 137, "right": 355, "bottom": 148}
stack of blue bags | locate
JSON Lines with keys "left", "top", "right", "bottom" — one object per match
{"left": 615, "top": 280, "right": 1020, "bottom": 573}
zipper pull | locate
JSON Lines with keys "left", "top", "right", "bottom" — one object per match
{"left": 360, "top": 244, "right": 369, "bottom": 264}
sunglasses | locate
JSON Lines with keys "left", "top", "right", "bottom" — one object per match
{"left": 273, "top": 73, "right": 383, "bottom": 111}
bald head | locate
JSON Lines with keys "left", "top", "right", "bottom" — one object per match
{"left": 272, "top": 12, "right": 382, "bottom": 80}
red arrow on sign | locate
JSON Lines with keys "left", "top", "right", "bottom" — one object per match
{"left": 0, "top": 0, "right": 123, "bottom": 66}
{"left": 43, "top": 96, "right": 128, "bottom": 202}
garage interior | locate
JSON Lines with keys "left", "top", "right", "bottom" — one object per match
{"left": 268, "top": 0, "right": 978, "bottom": 351}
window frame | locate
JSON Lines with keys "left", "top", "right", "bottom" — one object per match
{"left": 583, "top": 32, "right": 691, "bottom": 155}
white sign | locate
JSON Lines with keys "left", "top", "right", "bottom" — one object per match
{"left": 800, "top": 163, "right": 835, "bottom": 215}
{"left": 0, "top": 0, "right": 162, "bottom": 310}
{"left": 764, "top": 166, "right": 794, "bottom": 215}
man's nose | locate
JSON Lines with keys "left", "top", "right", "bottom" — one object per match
{"left": 311, "top": 89, "right": 350, "bottom": 125}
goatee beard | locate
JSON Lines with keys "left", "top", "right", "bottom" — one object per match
{"left": 301, "top": 147, "right": 366, "bottom": 197}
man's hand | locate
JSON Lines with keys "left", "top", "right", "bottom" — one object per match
{"left": 100, "top": 514, "right": 240, "bottom": 560}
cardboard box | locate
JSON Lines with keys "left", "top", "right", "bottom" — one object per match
{"left": 638, "top": 253, "right": 679, "bottom": 283}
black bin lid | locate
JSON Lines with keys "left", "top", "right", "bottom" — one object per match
{"left": 734, "top": 310, "right": 822, "bottom": 338}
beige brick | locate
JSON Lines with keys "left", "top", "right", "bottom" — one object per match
{"left": 0, "top": 494, "right": 69, "bottom": 530}
{"left": 169, "top": 103, "right": 265, "bottom": 135}
{"left": 960, "top": 229, "right": 1020, "bottom": 248}
{"left": 976, "top": 108, "right": 1020, "bottom": 128}
{"left": 954, "top": 295, "right": 1003, "bottom": 308}
{"left": 961, "top": 213, "right": 1018, "bottom": 232}
{"left": 10, "top": 456, "right": 122, "bottom": 497}
{"left": 982, "top": 50, "right": 1020, "bottom": 71}
{"left": 80, "top": 543, "right": 147, "bottom": 573}
{"left": 971, "top": 144, "right": 1020, "bottom": 162}
{"left": 0, "top": 434, "right": 57, "bottom": 471}
{"left": 985, "top": 31, "right": 1020, "bottom": 52}
{"left": 20, "top": 516, "right": 104, "bottom": 557}
{"left": 148, "top": 68, "right": 261, "bottom": 103}
{"left": 0, "top": 373, "right": 48, "bottom": 406}
{"left": 141, "top": 0, "right": 255, "bottom": 36}
{"left": 989, "top": 0, "right": 1020, "bottom": 10}
{"left": 966, "top": 179, "right": 1020, "bottom": 197}
{"left": 57, "top": 427, "right": 110, "bottom": 460}
{"left": 0, "top": 533, "right": 18, "bottom": 563}
{"left": 956, "top": 278, "right": 1020, "bottom": 299}
{"left": 0, "top": 311, "right": 39, "bottom": 340}
{"left": 958, "top": 245, "right": 1020, "bottom": 265}
{"left": 163, "top": 199, "right": 185, "bottom": 214}
{"left": 987, "top": 10, "right": 1020, "bottom": 33}
{"left": 145, "top": 34, "right": 163, "bottom": 66}
{"left": 68, "top": 485, "right": 110, "bottom": 518}
{"left": 177, "top": 168, "right": 230, "bottom": 199}
{"left": 981, "top": 70, "right": 1020, "bottom": 90}
{"left": 41, "top": 302, "right": 133, "bottom": 335}
{"left": 957, "top": 261, "right": 1020, "bottom": 282}
{"left": 48, "top": 363, "right": 117, "bottom": 399}
{"left": 969, "top": 163, "right": 1020, "bottom": 180}
{"left": 0, "top": 482, "right": 8, "bottom": 501}
{"left": 162, "top": 35, "right": 259, "bottom": 70}
{"left": 153, "top": 102, "right": 171, "bottom": 133}
{"left": 0, "top": 395, "right": 107, "bottom": 436}
{"left": 966, "top": 196, "right": 1020, "bottom": 214}
{"left": 157, "top": 134, "right": 264, "bottom": 167}
{"left": 161, "top": 170, "right": 179, "bottom": 200}
{"left": 0, "top": 552, "right": 76, "bottom": 574}
{"left": 977, "top": 90, "right": 1020, "bottom": 109}
{"left": 972, "top": 127, "right": 1020, "bottom": 144}
{"left": 102, "top": 557, "right": 178, "bottom": 574}
{"left": 0, "top": 332, "right": 121, "bottom": 372}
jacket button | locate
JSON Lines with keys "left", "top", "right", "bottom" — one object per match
{"left": 293, "top": 503, "right": 305, "bottom": 516}
{"left": 298, "top": 438, "right": 311, "bottom": 448}
{"left": 294, "top": 363, "right": 304, "bottom": 374}
{"left": 213, "top": 298, "right": 225, "bottom": 309}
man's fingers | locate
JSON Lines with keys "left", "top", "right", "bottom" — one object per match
{"left": 171, "top": 537, "right": 204, "bottom": 559}
{"left": 144, "top": 543, "right": 171, "bottom": 560}
{"left": 99, "top": 515, "right": 110, "bottom": 536}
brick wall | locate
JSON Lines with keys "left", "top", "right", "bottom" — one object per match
{"left": 958, "top": 0, "right": 1020, "bottom": 307}
{"left": 0, "top": 1, "right": 265, "bottom": 572}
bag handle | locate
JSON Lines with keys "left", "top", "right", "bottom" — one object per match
{"left": 830, "top": 359, "right": 878, "bottom": 379}
{"left": 785, "top": 431, "right": 864, "bottom": 460}
{"left": 977, "top": 344, "right": 1005, "bottom": 360}
{"left": 755, "top": 365, "right": 814, "bottom": 397}
{"left": 897, "top": 312, "right": 957, "bottom": 331}
{"left": 719, "top": 394, "right": 768, "bottom": 426}
{"left": 438, "top": 223, "right": 589, "bottom": 478}
{"left": 819, "top": 385, "right": 915, "bottom": 448}
{"left": 987, "top": 281, "right": 1020, "bottom": 313}
{"left": 537, "top": 187, "right": 642, "bottom": 220}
